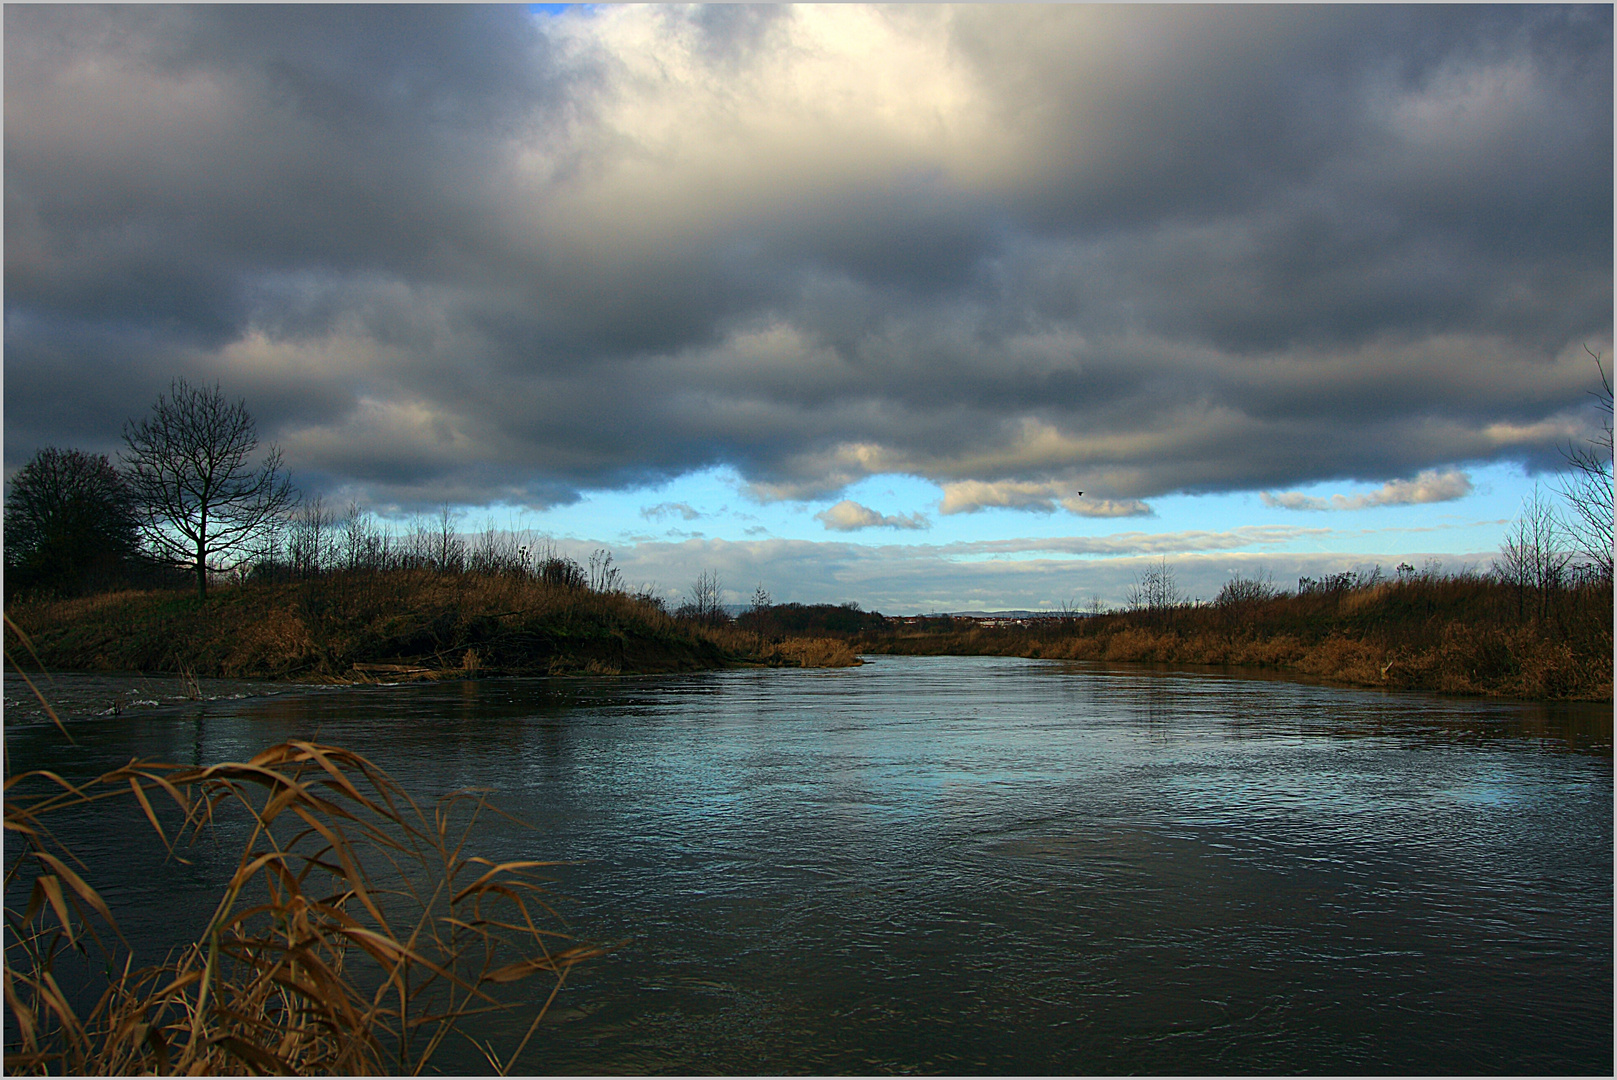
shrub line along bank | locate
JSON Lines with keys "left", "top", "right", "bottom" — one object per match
{"left": 4, "top": 570, "right": 862, "bottom": 683}
{"left": 4, "top": 567, "right": 1611, "bottom": 701}
{"left": 855, "top": 571, "right": 1612, "bottom": 702}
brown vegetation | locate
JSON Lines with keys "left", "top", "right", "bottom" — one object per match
{"left": 5, "top": 734, "right": 611, "bottom": 1075}
{"left": 3, "top": 567, "right": 861, "bottom": 681}
{"left": 858, "top": 569, "right": 1613, "bottom": 701}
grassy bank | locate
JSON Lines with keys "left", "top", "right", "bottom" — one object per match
{"left": 858, "top": 573, "right": 1613, "bottom": 701}
{"left": 4, "top": 569, "right": 860, "bottom": 681}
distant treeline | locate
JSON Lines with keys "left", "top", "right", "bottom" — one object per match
{"left": 736, "top": 601, "right": 886, "bottom": 638}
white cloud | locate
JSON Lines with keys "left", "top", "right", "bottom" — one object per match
{"left": 942, "top": 525, "right": 1332, "bottom": 557}
{"left": 938, "top": 480, "right": 1153, "bottom": 518}
{"left": 815, "top": 499, "right": 929, "bottom": 532}
{"left": 1060, "top": 495, "right": 1154, "bottom": 518}
{"left": 1261, "top": 491, "right": 1332, "bottom": 512}
{"left": 1261, "top": 469, "right": 1474, "bottom": 512}
{"left": 939, "top": 479, "right": 1065, "bottom": 514}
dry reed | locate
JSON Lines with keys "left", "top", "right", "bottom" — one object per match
{"left": 4, "top": 626, "right": 610, "bottom": 1075}
{"left": 767, "top": 637, "right": 862, "bottom": 668}
{"left": 858, "top": 574, "right": 1613, "bottom": 700}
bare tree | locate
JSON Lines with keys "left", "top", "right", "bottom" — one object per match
{"left": 431, "top": 503, "right": 465, "bottom": 573}
{"left": 1556, "top": 346, "right": 1613, "bottom": 580}
{"left": 287, "top": 495, "right": 336, "bottom": 579}
{"left": 1127, "top": 557, "right": 1184, "bottom": 614}
{"left": 122, "top": 379, "right": 296, "bottom": 598}
{"left": 341, "top": 501, "right": 385, "bottom": 571}
{"left": 468, "top": 521, "right": 523, "bottom": 576}
{"left": 680, "top": 569, "right": 725, "bottom": 623}
{"left": 400, "top": 512, "right": 432, "bottom": 569}
{"left": 1494, "top": 485, "right": 1570, "bottom": 621}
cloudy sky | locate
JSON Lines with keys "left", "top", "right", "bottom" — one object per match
{"left": 6, "top": 4, "right": 1612, "bottom": 612}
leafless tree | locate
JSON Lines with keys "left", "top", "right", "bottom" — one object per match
{"left": 1556, "top": 346, "right": 1613, "bottom": 580}
{"left": 431, "top": 503, "right": 465, "bottom": 573}
{"left": 287, "top": 495, "right": 336, "bottom": 578}
{"left": 467, "top": 522, "right": 518, "bottom": 576}
{"left": 1127, "top": 557, "right": 1184, "bottom": 614}
{"left": 680, "top": 569, "right": 725, "bottom": 623}
{"left": 122, "top": 379, "right": 296, "bottom": 598}
{"left": 341, "top": 501, "right": 385, "bottom": 571}
{"left": 1494, "top": 485, "right": 1570, "bottom": 621}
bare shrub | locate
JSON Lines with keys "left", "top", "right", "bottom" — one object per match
{"left": 1214, "top": 568, "right": 1277, "bottom": 608}
{"left": 539, "top": 555, "right": 586, "bottom": 590}
{"left": 770, "top": 637, "right": 861, "bottom": 667}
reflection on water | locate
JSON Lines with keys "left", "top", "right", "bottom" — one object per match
{"left": 5, "top": 657, "right": 1611, "bottom": 1074}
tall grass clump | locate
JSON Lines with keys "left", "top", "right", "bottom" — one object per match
{"left": 4, "top": 660, "right": 609, "bottom": 1075}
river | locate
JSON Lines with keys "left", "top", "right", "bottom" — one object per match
{"left": 4, "top": 656, "right": 1611, "bottom": 1074}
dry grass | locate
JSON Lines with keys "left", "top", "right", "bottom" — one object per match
{"left": 860, "top": 575, "right": 1613, "bottom": 701}
{"left": 767, "top": 637, "right": 862, "bottom": 668}
{"left": 4, "top": 569, "right": 862, "bottom": 680}
{"left": 4, "top": 634, "right": 611, "bottom": 1075}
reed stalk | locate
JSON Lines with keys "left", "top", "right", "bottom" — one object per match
{"left": 4, "top": 619, "right": 610, "bottom": 1075}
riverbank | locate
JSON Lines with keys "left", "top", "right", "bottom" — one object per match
{"left": 857, "top": 575, "right": 1613, "bottom": 702}
{"left": 4, "top": 570, "right": 861, "bottom": 681}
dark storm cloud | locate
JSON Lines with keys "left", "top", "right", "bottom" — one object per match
{"left": 5, "top": 5, "right": 1610, "bottom": 512}
{"left": 6, "top": 6, "right": 554, "bottom": 314}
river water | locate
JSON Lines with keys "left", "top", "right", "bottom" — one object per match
{"left": 5, "top": 656, "right": 1611, "bottom": 1074}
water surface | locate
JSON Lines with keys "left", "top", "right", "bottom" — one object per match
{"left": 5, "top": 657, "right": 1611, "bottom": 1074}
